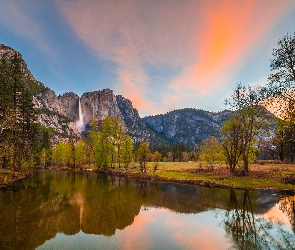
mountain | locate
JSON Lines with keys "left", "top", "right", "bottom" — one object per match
{"left": 0, "top": 44, "right": 79, "bottom": 145}
{"left": 0, "top": 43, "right": 247, "bottom": 147}
{"left": 142, "top": 108, "right": 232, "bottom": 147}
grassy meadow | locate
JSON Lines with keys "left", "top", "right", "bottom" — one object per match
{"left": 80, "top": 161, "right": 295, "bottom": 191}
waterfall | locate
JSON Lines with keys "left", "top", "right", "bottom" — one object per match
{"left": 76, "top": 98, "right": 84, "bottom": 133}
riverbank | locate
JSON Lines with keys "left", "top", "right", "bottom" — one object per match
{"left": 0, "top": 170, "right": 30, "bottom": 189}
{"left": 80, "top": 162, "right": 295, "bottom": 191}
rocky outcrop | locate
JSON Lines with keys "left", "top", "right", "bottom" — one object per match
{"left": 0, "top": 44, "right": 37, "bottom": 82}
{"left": 33, "top": 90, "right": 80, "bottom": 143}
{"left": 1, "top": 43, "right": 238, "bottom": 146}
{"left": 142, "top": 109, "right": 232, "bottom": 146}
{"left": 34, "top": 89, "right": 64, "bottom": 114}
{"left": 78, "top": 89, "right": 159, "bottom": 143}
{"left": 0, "top": 45, "right": 80, "bottom": 144}
{"left": 58, "top": 92, "right": 79, "bottom": 120}
{"left": 116, "top": 95, "right": 158, "bottom": 143}
{"left": 81, "top": 89, "right": 122, "bottom": 125}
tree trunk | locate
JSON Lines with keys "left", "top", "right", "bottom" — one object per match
{"left": 243, "top": 153, "right": 249, "bottom": 176}
{"left": 280, "top": 141, "right": 284, "bottom": 161}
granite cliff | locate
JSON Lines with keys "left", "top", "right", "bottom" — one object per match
{"left": 0, "top": 44, "right": 79, "bottom": 144}
{"left": 1, "top": 43, "right": 237, "bottom": 146}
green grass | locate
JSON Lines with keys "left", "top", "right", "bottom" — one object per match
{"left": 85, "top": 161, "right": 295, "bottom": 190}
{"left": 49, "top": 161, "right": 295, "bottom": 190}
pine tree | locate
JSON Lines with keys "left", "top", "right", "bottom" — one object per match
{"left": 0, "top": 54, "right": 38, "bottom": 171}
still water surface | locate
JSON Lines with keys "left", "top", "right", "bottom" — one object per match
{"left": 1, "top": 170, "right": 295, "bottom": 250}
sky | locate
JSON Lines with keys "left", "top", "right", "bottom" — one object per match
{"left": 0, "top": 0, "right": 295, "bottom": 117}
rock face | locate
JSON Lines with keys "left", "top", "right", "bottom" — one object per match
{"left": 79, "top": 89, "right": 157, "bottom": 143}
{"left": 0, "top": 44, "right": 36, "bottom": 82}
{"left": 0, "top": 44, "right": 79, "bottom": 144}
{"left": 58, "top": 92, "right": 79, "bottom": 120}
{"left": 33, "top": 89, "right": 80, "bottom": 144}
{"left": 81, "top": 89, "right": 122, "bottom": 126}
{"left": 116, "top": 95, "right": 157, "bottom": 143}
{"left": 142, "top": 109, "right": 232, "bottom": 146}
{"left": 1, "top": 43, "right": 237, "bottom": 146}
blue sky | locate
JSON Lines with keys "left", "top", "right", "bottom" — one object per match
{"left": 1, "top": 0, "right": 295, "bottom": 117}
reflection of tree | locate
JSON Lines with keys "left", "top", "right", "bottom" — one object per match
{"left": 224, "top": 189, "right": 295, "bottom": 249}
{"left": 279, "top": 194, "right": 295, "bottom": 232}
{"left": 2, "top": 170, "right": 295, "bottom": 250}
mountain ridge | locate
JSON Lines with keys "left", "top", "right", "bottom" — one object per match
{"left": 0, "top": 43, "right": 244, "bottom": 146}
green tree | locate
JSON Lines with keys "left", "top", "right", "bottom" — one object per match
{"left": 121, "top": 135, "right": 134, "bottom": 168}
{"left": 224, "top": 84, "right": 265, "bottom": 175}
{"left": 110, "top": 116, "right": 127, "bottom": 167}
{"left": 151, "top": 150, "right": 161, "bottom": 173}
{"left": 266, "top": 32, "right": 295, "bottom": 161}
{"left": 199, "top": 136, "right": 223, "bottom": 169}
{"left": 89, "top": 116, "right": 131, "bottom": 170}
{"left": 75, "top": 139, "right": 87, "bottom": 167}
{"left": 0, "top": 54, "right": 38, "bottom": 171}
{"left": 221, "top": 115, "right": 245, "bottom": 179}
{"left": 137, "top": 142, "right": 151, "bottom": 173}
{"left": 267, "top": 32, "right": 295, "bottom": 117}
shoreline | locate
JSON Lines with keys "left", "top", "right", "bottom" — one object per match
{"left": 80, "top": 166, "right": 295, "bottom": 191}
{"left": 0, "top": 171, "right": 31, "bottom": 190}
{"left": 3, "top": 163, "right": 295, "bottom": 191}
{"left": 94, "top": 169, "right": 241, "bottom": 190}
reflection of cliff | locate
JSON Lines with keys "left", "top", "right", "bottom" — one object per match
{"left": 0, "top": 171, "right": 144, "bottom": 249}
{"left": 82, "top": 177, "right": 143, "bottom": 236}
{"left": 0, "top": 170, "right": 285, "bottom": 250}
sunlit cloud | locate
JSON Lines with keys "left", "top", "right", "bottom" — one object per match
{"left": 58, "top": 0, "right": 295, "bottom": 116}
{"left": 168, "top": 0, "right": 294, "bottom": 110}
{"left": 116, "top": 208, "right": 157, "bottom": 250}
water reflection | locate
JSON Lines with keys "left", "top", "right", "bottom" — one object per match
{"left": 0, "top": 170, "right": 294, "bottom": 250}
{"left": 224, "top": 189, "right": 295, "bottom": 249}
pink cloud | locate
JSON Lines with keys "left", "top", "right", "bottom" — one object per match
{"left": 58, "top": 0, "right": 295, "bottom": 115}
{"left": 116, "top": 208, "right": 159, "bottom": 250}
{"left": 169, "top": 0, "right": 294, "bottom": 100}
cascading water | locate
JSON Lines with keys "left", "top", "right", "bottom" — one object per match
{"left": 76, "top": 98, "right": 84, "bottom": 133}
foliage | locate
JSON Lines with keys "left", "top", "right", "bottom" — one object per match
{"left": 199, "top": 136, "right": 224, "bottom": 168}
{"left": 0, "top": 54, "right": 39, "bottom": 171}
{"left": 121, "top": 135, "right": 134, "bottom": 168}
{"left": 223, "top": 84, "right": 266, "bottom": 177}
{"left": 266, "top": 32, "right": 295, "bottom": 162}
{"left": 87, "top": 116, "right": 133, "bottom": 170}
{"left": 267, "top": 32, "right": 295, "bottom": 115}
{"left": 75, "top": 139, "right": 87, "bottom": 167}
{"left": 136, "top": 142, "right": 151, "bottom": 173}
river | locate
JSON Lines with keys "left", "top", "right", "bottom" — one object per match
{"left": 0, "top": 169, "right": 295, "bottom": 249}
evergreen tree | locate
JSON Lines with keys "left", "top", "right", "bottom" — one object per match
{"left": 0, "top": 54, "right": 38, "bottom": 171}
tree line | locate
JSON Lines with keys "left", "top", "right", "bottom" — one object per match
{"left": 0, "top": 32, "right": 294, "bottom": 179}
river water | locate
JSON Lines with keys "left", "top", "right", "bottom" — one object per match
{"left": 0, "top": 170, "right": 295, "bottom": 250}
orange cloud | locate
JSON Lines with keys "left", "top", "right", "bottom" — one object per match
{"left": 163, "top": 211, "right": 231, "bottom": 249}
{"left": 262, "top": 198, "right": 292, "bottom": 226}
{"left": 115, "top": 208, "right": 159, "bottom": 250}
{"left": 170, "top": 0, "right": 294, "bottom": 97}
{"left": 58, "top": 0, "right": 295, "bottom": 115}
